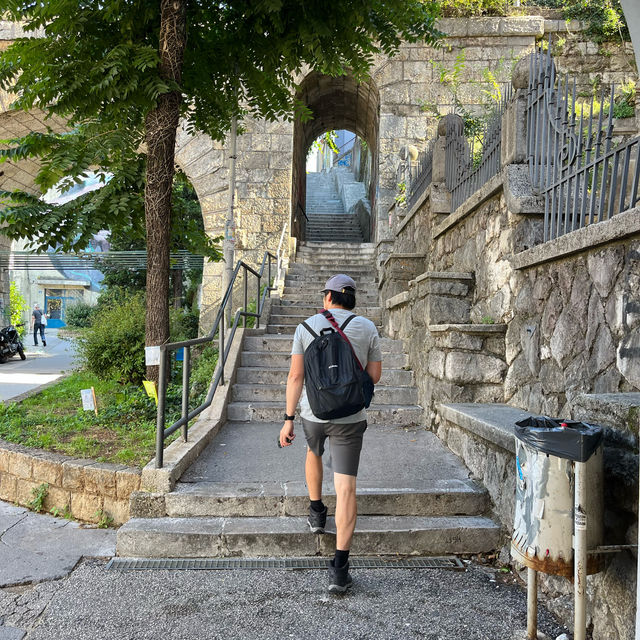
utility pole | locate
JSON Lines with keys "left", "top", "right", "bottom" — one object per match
{"left": 223, "top": 112, "right": 237, "bottom": 326}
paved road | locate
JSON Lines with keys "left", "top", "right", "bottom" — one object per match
{"left": 0, "top": 329, "right": 77, "bottom": 403}
{"left": 0, "top": 501, "right": 570, "bottom": 640}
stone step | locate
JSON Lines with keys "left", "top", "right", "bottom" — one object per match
{"left": 269, "top": 311, "right": 382, "bottom": 325}
{"left": 243, "top": 335, "right": 404, "bottom": 354}
{"left": 266, "top": 323, "right": 381, "bottom": 335}
{"left": 116, "top": 514, "right": 500, "bottom": 558}
{"left": 306, "top": 237, "right": 364, "bottom": 242}
{"left": 225, "top": 401, "right": 422, "bottom": 425}
{"left": 239, "top": 351, "right": 409, "bottom": 369}
{"left": 235, "top": 367, "right": 414, "bottom": 386}
{"left": 161, "top": 479, "right": 489, "bottom": 518}
{"left": 268, "top": 303, "right": 382, "bottom": 317}
{"left": 231, "top": 383, "right": 418, "bottom": 404}
{"left": 300, "top": 242, "right": 375, "bottom": 250}
{"left": 288, "top": 265, "right": 374, "bottom": 274}
{"left": 282, "top": 287, "right": 378, "bottom": 299}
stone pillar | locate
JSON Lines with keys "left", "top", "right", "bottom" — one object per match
{"left": 431, "top": 114, "right": 463, "bottom": 215}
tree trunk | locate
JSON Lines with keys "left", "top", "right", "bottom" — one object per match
{"left": 144, "top": 0, "right": 186, "bottom": 383}
{"left": 173, "top": 269, "right": 183, "bottom": 309}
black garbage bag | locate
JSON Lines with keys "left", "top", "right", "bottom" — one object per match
{"left": 514, "top": 416, "right": 603, "bottom": 463}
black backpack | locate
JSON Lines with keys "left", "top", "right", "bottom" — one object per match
{"left": 302, "top": 311, "right": 374, "bottom": 420}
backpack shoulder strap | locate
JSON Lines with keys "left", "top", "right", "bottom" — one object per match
{"left": 339, "top": 314, "right": 357, "bottom": 331}
{"left": 322, "top": 310, "right": 363, "bottom": 370}
{"left": 301, "top": 321, "right": 318, "bottom": 338}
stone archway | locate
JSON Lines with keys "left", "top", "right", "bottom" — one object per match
{"left": 291, "top": 72, "right": 380, "bottom": 242}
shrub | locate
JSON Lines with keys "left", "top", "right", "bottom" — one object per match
{"left": 440, "top": 0, "right": 505, "bottom": 16}
{"left": 170, "top": 307, "right": 200, "bottom": 342}
{"left": 9, "top": 281, "right": 27, "bottom": 337}
{"left": 77, "top": 292, "right": 146, "bottom": 384}
{"left": 65, "top": 302, "right": 96, "bottom": 328}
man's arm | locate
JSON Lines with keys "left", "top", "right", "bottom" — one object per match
{"left": 279, "top": 353, "right": 304, "bottom": 447}
{"left": 366, "top": 360, "right": 382, "bottom": 384}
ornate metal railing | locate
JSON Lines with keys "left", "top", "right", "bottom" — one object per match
{"left": 154, "top": 223, "right": 288, "bottom": 468}
{"left": 406, "top": 141, "right": 434, "bottom": 211}
{"left": 527, "top": 47, "right": 640, "bottom": 242}
{"left": 445, "top": 86, "right": 512, "bottom": 213}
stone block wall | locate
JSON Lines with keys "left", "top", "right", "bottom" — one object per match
{"left": 0, "top": 441, "right": 141, "bottom": 525}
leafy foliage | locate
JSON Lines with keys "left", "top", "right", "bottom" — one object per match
{"left": 76, "top": 292, "right": 147, "bottom": 385}
{"left": 9, "top": 281, "right": 27, "bottom": 334}
{"left": 0, "top": 0, "right": 442, "bottom": 252}
{"left": 523, "top": 0, "right": 629, "bottom": 42}
{"left": 64, "top": 302, "right": 97, "bottom": 329}
{"left": 439, "top": 0, "right": 506, "bottom": 17}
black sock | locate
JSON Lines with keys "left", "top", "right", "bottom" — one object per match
{"left": 334, "top": 549, "right": 350, "bottom": 568}
{"left": 310, "top": 499, "right": 325, "bottom": 513}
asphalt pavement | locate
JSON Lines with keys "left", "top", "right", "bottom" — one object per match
{"left": 0, "top": 328, "right": 77, "bottom": 403}
{"left": 0, "top": 500, "right": 570, "bottom": 640}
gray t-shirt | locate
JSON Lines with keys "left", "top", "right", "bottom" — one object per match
{"left": 32, "top": 308, "right": 42, "bottom": 324}
{"left": 291, "top": 309, "right": 382, "bottom": 423}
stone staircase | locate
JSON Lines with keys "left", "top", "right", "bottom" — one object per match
{"left": 305, "top": 171, "right": 364, "bottom": 242}
{"left": 117, "top": 242, "right": 500, "bottom": 558}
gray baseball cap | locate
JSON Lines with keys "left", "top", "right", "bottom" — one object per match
{"left": 322, "top": 274, "right": 356, "bottom": 293}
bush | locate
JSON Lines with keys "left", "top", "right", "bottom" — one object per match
{"left": 65, "top": 302, "right": 97, "bottom": 328}
{"left": 76, "top": 292, "right": 146, "bottom": 384}
{"left": 170, "top": 307, "right": 200, "bottom": 342}
{"left": 9, "top": 282, "right": 27, "bottom": 337}
{"left": 440, "top": 0, "right": 506, "bottom": 16}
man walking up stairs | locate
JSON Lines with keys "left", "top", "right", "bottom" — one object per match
{"left": 117, "top": 242, "right": 500, "bottom": 569}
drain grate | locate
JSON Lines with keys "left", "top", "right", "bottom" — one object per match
{"left": 105, "top": 556, "right": 464, "bottom": 571}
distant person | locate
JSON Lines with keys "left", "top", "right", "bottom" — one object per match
{"left": 31, "top": 303, "right": 46, "bottom": 346}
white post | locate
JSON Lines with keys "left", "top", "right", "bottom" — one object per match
{"left": 574, "top": 461, "right": 588, "bottom": 640}
{"left": 527, "top": 567, "right": 538, "bottom": 640}
{"left": 223, "top": 113, "right": 237, "bottom": 326}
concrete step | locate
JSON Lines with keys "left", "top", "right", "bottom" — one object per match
{"left": 162, "top": 479, "right": 489, "bottom": 518}
{"left": 268, "top": 311, "right": 382, "bottom": 326}
{"left": 266, "top": 323, "right": 381, "bottom": 335}
{"left": 294, "top": 257, "right": 373, "bottom": 265}
{"left": 282, "top": 287, "right": 378, "bottom": 299}
{"left": 288, "top": 265, "right": 375, "bottom": 274}
{"left": 268, "top": 303, "right": 382, "bottom": 317}
{"left": 239, "top": 351, "right": 409, "bottom": 368}
{"left": 300, "top": 242, "right": 375, "bottom": 251}
{"left": 117, "top": 514, "right": 500, "bottom": 558}
{"left": 231, "top": 383, "right": 418, "bottom": 404}
{"left": 243, "top": 335, "right": 404, "bottom": 354}
{"left": 236, "top": 367, "right": 414, "bottom": 386}
{"left": 226, "top": 401, "right": 422, "bottom": 425}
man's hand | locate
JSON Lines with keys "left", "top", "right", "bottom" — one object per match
{"left": 279, "top": 422, "right": 296, "bottom": 447}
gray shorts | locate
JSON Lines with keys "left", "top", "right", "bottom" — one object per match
{"left": 301, "top": 418, "right": 368, "bottom": 477}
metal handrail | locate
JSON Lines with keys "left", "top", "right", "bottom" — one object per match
{"left": 154, "top": 226, "right": 287, "bottom": 468}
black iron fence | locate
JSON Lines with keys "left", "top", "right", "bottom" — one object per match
{"left": 406, "top": 142, "right": 434, "bottom": 212}
{"left": 527, "top": 47, "right": 640, "bottom": 241}
{"left": 445, "top": 87, "right": 512, "bottom": 213}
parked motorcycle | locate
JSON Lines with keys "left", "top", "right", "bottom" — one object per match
{"left": 0, "top": 323, "right": 26, "bottom": 363}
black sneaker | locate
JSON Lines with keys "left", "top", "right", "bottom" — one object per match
{"left": 307, "top": 505, "right": 327, "bottom": 534}
{"left": 42, "top": 340, "right": 46, "bottom": 346}
{"left": 328, "top": 560, "right": 352, "bottom": 594}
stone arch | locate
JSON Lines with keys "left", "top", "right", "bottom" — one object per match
{"left": 291, "top": 72, "right": 380, "bottom": 241}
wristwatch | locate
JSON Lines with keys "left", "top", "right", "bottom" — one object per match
{"left": 283, "top": 413, "right": 295, "bottom": 421}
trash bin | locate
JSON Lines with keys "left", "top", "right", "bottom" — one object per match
{"left": 511, "top": 417, "right": 604, "bottom": 578}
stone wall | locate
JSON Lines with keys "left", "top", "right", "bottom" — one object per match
{"left": 0, "top": 441, "right": 141, "bottom": 525}
{"left": 176, "top": 15, "right": 637, "bottom": 316}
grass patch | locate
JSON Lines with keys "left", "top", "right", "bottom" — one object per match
{"left": 0, "top": 347, "right": 218, "bottom": 468}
